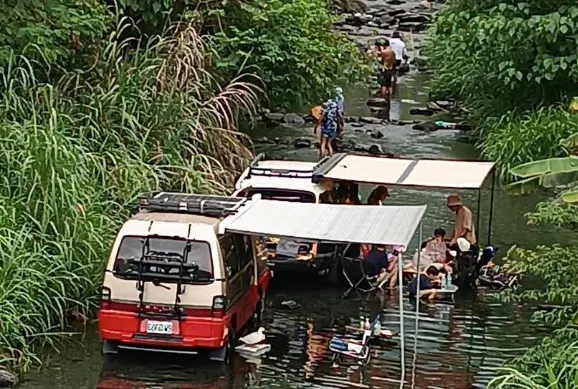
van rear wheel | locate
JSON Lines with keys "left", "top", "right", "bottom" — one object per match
{"left": 209, "top": 327, "right": 235, "bottom": 364}
{"left": 101, "top": 340, "right": 118, "bottom": 355}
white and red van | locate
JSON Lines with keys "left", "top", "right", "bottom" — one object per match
{"left": 98, "top": 192, "right": 271, "bottom": 362}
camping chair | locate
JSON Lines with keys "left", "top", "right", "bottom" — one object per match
{"left": 340, "top": 244, "right": 386, "bottom": 298}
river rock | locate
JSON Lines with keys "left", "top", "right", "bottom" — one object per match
{"left": 360, "top": 116, "right": 383, "bottom": 124}
{"left": 412, "top": 121, "right": 439, "bottom": 132}
{"left": 387, "top": 0, "right": 405, "bottom": 4}
{"left": 435, "top": 100, "right": 453, "bottom": 109}
{"left": 0, "top": 369, "right": 18, "bottom": 388}
{"left": 254, "top": 136, "right": 273, "bottom": 144}
{"left": 398, "top": 21, "right": 428, "bottom": 32}
{"left": 344, "top": 116, "right": 358, "bottom": 123}
{"left": 283, "top": 113, "right": 305, "bottom": 125}
{"left": 409, "top": 107, "right": 434, "bottom": 116}
{"left": 274, "top": 137, "right": 282, "bottom": 144}
{"left": 397, "top": 13, "right": 431, "bottom": 23}
{"left": 369, "top": 144, "right": 384, "bottom": 155}
{"left": 351, "top": 122, "right": 364, "bottom": 128}
{"left": 379, "top": 15, "right": 396, "bottom": 25}
{"left": 367, "top": 97, "right": 389, "bottom": 108}
{"left": 293, "top": 138, "right": 312, "bottom": 149}
{"left": 370, "top": 129, "right": 384, "bottom": 139}
{"left": 369, "top": 106, "right": 386, "bottom": 113}
{"left": 264, "top": 113, "right": 285, "bottom": 122}
{"left": 388, "top": 9, "right": 407, "bottom": 16}
{"left": 398, "top": 62, "right": 410, "bottom": 74}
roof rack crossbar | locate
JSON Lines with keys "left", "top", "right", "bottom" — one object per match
{"left": 246, "top": 152, "right": 319, "bottom": 180}
{"left": 139, "top": 192, "right": 247, "bottom": 217}
{"left": 312, "top": 153, "right": 347, "bottom": 183}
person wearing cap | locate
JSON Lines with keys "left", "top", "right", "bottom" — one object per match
{"left": 447, "top": 194, "right": 477, "bottom": 249}
{"left": 367, "top": 185, "right": 390, "bottom": 205}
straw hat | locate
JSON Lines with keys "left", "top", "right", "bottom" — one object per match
{"left": 446, "top": 194, "right": 463, "bottom": 207}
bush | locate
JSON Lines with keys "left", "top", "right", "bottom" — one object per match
{"left": 0, "top": 0, "right": 111, "bottom": 68}
{"left": 479, "top": 107, "right": 578, "bottom": 180}
{"left": 209, "top": 0, "right": 369, "bottom": 109}
{"left": 426, "top": 1, "right": 578, "bottom": 119}
{"left": 0, "top": 21, "right": 260, "bottom": 369}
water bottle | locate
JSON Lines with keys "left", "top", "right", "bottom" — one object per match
{"left": 446, "top": 273, "right": 452, "bottom": 289}
{"left": 441, "top": 274, "right": 446, "bottom": 289}
{"left": 373, "top": 318, "right": 382, "bottom": 337}
{"left": 364, "top": 318, "right": 371, "bottom": 330}
{"left": 360, "top": 316, "right": 365, "bottom": 330}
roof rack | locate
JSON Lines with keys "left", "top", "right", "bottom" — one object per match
{"left": 246, "top": 153, "right": 331, "bottom": 180}
{"left": 138, "top": 192, "right": 247, "bottom": 217}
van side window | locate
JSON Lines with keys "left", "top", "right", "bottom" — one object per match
{"left": 219, "top": 234, "right": 240, "bottom": 278}
{"left": 234, "top": 235, "right": 253, "bottom": 271}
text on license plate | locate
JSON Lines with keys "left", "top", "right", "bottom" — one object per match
{"left": 146, "top": 321, "right": 173, "bottom": 335}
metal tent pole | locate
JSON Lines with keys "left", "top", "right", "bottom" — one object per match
{"left": 476, "top": 188, "right": 482, "bottom": 241}
{"left": 411, "top": 222, "right": 423, "bottom": 388}
{"left": 398, "top": 248, "right": 406, "bottom": 388}
{"left": 487, "top": 169, "right": 496, "bottom": 245}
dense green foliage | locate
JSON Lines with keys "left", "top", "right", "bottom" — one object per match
{"left": 210, "top": 0, "right": 368, "bottom": 108}
{"left": 0, "top": 0, "right": 110, "bottom": 67}
{"left": 0, "top": 22, "right": 259, "bottom": 369}
{"left": 427, "top": 0, "right": 578, "bottom": 174}
{"left": 481, "top": 108, "right": 578, "bottom": 181}
{"left": 488, "top": 246, "right": 578, "bottom": 388}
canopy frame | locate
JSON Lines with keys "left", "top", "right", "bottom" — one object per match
{"left": 219, "top": 196, "right": 425, "bottom": 388}
{"left": 312, "top": 153, "right": 497, "bottom": 246}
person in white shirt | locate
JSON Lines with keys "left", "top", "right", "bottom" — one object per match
{"left": 389, "top": 31, "right": 408, "bottom": 85}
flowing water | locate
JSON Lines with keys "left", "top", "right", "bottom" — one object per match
{"left": 18, "top": 3, "right": 577, "bottom": 388}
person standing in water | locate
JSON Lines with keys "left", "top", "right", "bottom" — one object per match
{"left": 333, "top": 87, "right": 345, "bottom": 152}
{"left": 378, "top": 40, "right": 396, "bottom": 98}
{"left": 389, "top": 31, "right": 408, "bottom": 88}
{"left": 311, "top": 105, "right": 324, "bottom": 158}
{"left": 319, "top": 96, "right": 339, "bottom": 157}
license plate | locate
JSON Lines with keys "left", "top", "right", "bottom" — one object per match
{"left": 146, "top": 321, "right": 173, "bottom": 335}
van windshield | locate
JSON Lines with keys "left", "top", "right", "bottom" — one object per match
{"left": 113, "top": 237, "right": 213, "bottom": 283}
{"left": 241, "top": 188, "right": 315, "bottom": 203}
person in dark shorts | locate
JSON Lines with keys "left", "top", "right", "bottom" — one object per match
{"left": 378, "top": 40, "right": 396, "bottom": 98}
{"left": 408, "top": 266, "right": 440, "bottom": 301}
{"left": 364, "top": 245, "right": 389, "bottom": 284}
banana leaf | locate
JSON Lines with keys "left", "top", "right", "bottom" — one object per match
{"left": 561, "top": 189, "right": 578, "bottom": 203}
{"left": 506, "top": 171, "right": 578, "bottom": 195}
{"left": 510, "top": 156, "right": 578, "bottom": 178}
{"left": 505, "top": 176, "right": 541, "bottom": 195}
{"left": 561, "top": 132, "right": 578, "bottom": 149}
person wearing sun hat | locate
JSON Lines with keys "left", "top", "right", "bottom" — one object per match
{"left": 446, "top": 194, "right": 477, "bottom": 249}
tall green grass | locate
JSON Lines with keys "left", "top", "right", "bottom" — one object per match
{"left": 0, "top": 20, "right": 261, "bottom": 370}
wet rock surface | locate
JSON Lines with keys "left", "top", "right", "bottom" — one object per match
{"left": 0, "top": 370, "right": 18, "bottom": 388}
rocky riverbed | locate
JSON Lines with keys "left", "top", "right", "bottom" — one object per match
{"left": 253, "top": 0, "right": 476, "bottom": 155}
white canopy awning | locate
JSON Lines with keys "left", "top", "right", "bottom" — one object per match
{"left": 220, "top": 199, "right": 426, "bottom": 247}
{"left": 316, "top": 155, "right": 495, "bottom": 189}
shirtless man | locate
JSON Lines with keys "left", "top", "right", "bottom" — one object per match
{"left": 379, "top": 40, "right": 396, "bottom": 98}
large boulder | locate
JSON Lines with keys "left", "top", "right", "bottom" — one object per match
{"left": 397, "top": 13, "right": 431, "bottom": 23}
{"left": 283, "top": 113, "right": 305, "bottom": 125}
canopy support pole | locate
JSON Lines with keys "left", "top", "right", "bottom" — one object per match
{"left": 487, "top": 169, "right": 496, "bottom": 245}
{"left": 412, "top": 222, "right": 423, "bottom": 388}
{"left": 398, "top": 249, "right": 406, "bottom": 388}
{"left": 476, "top": 188, "right": 482, "bottom": 240}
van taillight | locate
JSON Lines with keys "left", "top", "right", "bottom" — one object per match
{"left": 101, "top": 287, "right": 111, "bottom": 303}
{"left": 212, "top": 296, "right": 227, "bottom": 317}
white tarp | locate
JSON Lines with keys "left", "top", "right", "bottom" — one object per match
{"left": 320, "top": 155, "right": 495, "bottom": 189}
{"left": 219, "top": 199, "right": 426, "bottom": 247}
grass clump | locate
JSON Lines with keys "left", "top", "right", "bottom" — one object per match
{"left": 0, "top": 20, "right": 261, "bottom": 370}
